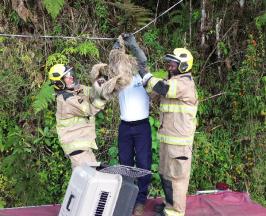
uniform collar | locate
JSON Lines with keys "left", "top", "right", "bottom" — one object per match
{"left": 170, "top": 72, "right": 192, "bottom": 80}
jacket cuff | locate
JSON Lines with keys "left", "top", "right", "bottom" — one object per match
{"left": 142, "top": 73, "right": 153, "bottom": 86}
{"left": 92, "top": 98, "right": 106, "bottom": 109}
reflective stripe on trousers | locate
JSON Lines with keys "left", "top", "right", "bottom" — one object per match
{"left": 57, "top": 116, "right": 94, "bottom": 128}
{"left": 158, "top": 133, "right": 194, "bottom": 146}
{"left": 164, "top": 208, "right": 185, "bottom": 216}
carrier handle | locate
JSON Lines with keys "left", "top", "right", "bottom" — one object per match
{"left": 66, "top": 194, "right": 75, "bottom": 211}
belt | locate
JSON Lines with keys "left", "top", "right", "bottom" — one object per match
{"left": 121, "top": 118, "right": 149, "bottom": 126}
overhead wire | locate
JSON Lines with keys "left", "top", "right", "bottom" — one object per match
{"left": 133, "top": 0, "right": 183, "bottom": 35}
{"left": 0, "top": 0, "right": 184, "bottom": 41}
{"left": 0, "top": 33, "right": 114, "bottom": 40}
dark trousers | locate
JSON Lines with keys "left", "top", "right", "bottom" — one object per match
{"left": 118, "top": 118, "right": 152, "bottom": 204}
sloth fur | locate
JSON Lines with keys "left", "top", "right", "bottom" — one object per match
{"left": 89, "top": 35, "right": 138, "bottom": 100}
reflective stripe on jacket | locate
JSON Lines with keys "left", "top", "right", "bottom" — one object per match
{"left": 56, "top": 85, "right": 105, "bottom": 154}
{"left": 146, "top": 73, "right": 198, "bottom": 145}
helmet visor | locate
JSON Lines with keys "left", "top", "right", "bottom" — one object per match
{"left": 164, "top": 54, "right": 180, "bottom": 64}
{"left": 63, "top": 67, "right": 75, "bottom": 78}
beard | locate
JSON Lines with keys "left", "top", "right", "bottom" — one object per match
{"left": 168, "top": 70, "right": 180, "bottom": 79}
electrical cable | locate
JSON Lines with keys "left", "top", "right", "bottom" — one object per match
{"left": 0, "top": 0, "right": 184, "bottom": 40}
{"left": 133, "top": 0, "right": 183, "bottom": 35}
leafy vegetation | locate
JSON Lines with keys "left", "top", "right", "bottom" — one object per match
{"left": 43, "top": 0, "right": 65, "bottom": 20}
{"left": 0, "top": 0, "right": 265, "bottom": 208}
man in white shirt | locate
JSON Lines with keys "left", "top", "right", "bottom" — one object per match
{"left": 114, "top": 38, "right": 152, "bottom": 216}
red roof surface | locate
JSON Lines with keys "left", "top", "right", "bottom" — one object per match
{"left": 0, "top": 191, "right": 266, "bottom": 216}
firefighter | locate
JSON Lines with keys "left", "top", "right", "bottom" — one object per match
{"left": 123, "top": 34, "right": 198, "bottom": 216}
{"left": 48, "top": 64, "right": 109, "bottom": 169}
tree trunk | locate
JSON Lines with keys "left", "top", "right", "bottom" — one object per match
{"left": 200, "top": 0, "right": 206, "bottom": 47}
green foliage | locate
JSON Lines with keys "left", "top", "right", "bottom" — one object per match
{"left": 192, "top": 9, "right": 201, "bottom": 23}
{"left": 0, "top": 173, "right": 20, "bottom": 208}
{"left": 53, "top": 24, "right": 63, "bottom": 35}
{"left": 218, "top": 41, "right": 229, "bottom": 56}
{"left": 43, "top": 0, "right": 65, "bottom": 20}
{"left": 95, "top": 102, "right": 120, "bottom": 165}
{"left": 143, "top": 28, "right": 163, "bottom": 51}
{"left": 255, "top": 12, "right": 266, "bottom": 30}
{"left": 249, "top": 155, "right": 266, "bottom": 206}
{"left": 166, "top": 2, "right": 190, "bottom": 47}
{"left": 46, "top": 53, "right": 68, "bottom": 71}
{"left": 227, "top": 35, "right": 265, "bottom": 125}
{"left": 191, "top": 130, "right": 234, "bottom": 192}
{"left": 148, "top": 116, "right": 164, "bottom": 197}
{"left": 33, "top": 82, "right": 55, "bottom": 114}
{"left": 0, "top": 109, "right": 70, "bottom": 206}
{"left": 9, "top": 11, "right": 21, "bottom": 26}
{"left": 143, "top": 28, "right": 165, "bottom": 69}
{"left": 152, "top": 69, "right": 168, "bottom": 79}
{"left": 190, "top": 34, "right": 265, "bottom": 203}
{"left": 0, "top": 69, "right": 25, "bottom": 112}
{"left": 107, "top": 1, "right": 152, "bottom": 31}
{"left": 62, "top": 41, "right": 99, "bottom": 58}
{"left": 94, "top": 0, "right": 110, "bottom": 33}
{"left": 76, "top": 41, "right": 100, "bottom": 58}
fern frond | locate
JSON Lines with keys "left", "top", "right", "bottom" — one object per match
{"left": 76, "top": 41, "right": 99, "bottom": 58}
{"left": 61, "top": 41, "right": 99, "bottom": 58}
{"left": 43, "top": 0, "right": 65, "bottom": 20}
{"left": 107, "top": 1, "right": 152, "bottom": 30}
{"left": 167, "top": 2, "right": 189, "bottom": 29}
{"left": 45, "top": 53, "right": 68, "bottom": 71}
{"left": 32, "top": 82, "right": 55, "bottom": 114}
{"left": 62, "top": 47, "right": 77, "bottom": 55}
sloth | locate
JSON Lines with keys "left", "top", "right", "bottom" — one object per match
{"left": 89, "top": 35, "right": 138, "bottom": 101}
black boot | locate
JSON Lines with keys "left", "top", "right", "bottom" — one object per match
{"left": 153, "top": 203, "right": 165, "bottom": 213}
{"left": 153, "top": 211, "right": 165, "bottom": 216}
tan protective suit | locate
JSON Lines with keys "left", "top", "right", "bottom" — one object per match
{"left": 56, "top": 84, "right": 106, "bottom": 168}
{"left": 146, "top": 73, "right": 198, "bottom": 216}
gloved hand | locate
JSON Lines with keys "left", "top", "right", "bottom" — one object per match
{"left": 113, "top": 39, "right": 121, "bottom": 49}
{"left": 122, "top": 33, "right": 147, "bottom": 65}
{"left": 122, "top": 33, "right": 139, "bottom": 49}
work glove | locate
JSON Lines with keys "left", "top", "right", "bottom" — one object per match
{"left": 122, "top": 33, "right": 148, "bottom": 78}
{"left": 112, "top": 35, "right": 125, "bottom": 50}
{"left": 113, "top": 39, "right": 121, "bottom": 49}
{"left": 122, "top": 33, "right": 138, "bottom": 49}
{"left": 122, "top": 33, "right": 147, "bottom": 65}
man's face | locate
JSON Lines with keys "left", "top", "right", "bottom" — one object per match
{"left": 166, "top": 61, "right": 178, "bottom": 76}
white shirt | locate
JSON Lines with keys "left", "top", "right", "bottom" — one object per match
{"left": 118, "top": 74, "right": 149, "bottom": 121}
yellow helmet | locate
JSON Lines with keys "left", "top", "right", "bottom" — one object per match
{"left": 48, "top": 64, "right": 74, "bottom": 90}
{"left": 164, "top": 48, "right": 193, "bottom": 73}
